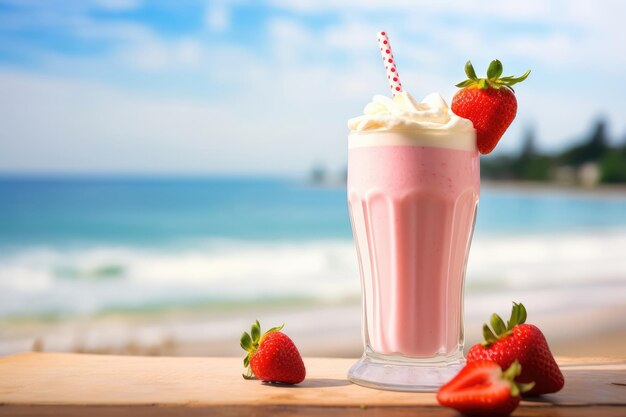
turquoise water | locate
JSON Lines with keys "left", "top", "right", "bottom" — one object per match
{"left": 0, "top": 177, "right": 349, "bottom": 247}
{"left": 1, "top": 176, "right": 625, "bottom": 318}
{"left": 2, "top": 176, "right": 626, "bottom": 248}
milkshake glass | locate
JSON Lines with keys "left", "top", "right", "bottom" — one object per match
{"left": 347, "top": 92, "right": 479, "bottom": 391}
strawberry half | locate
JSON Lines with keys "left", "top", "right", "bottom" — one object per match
{"left": 240, "top": 320, "right": 306, "bottom": 384}
{"left": 467, "top": 302, "right": 564, "bottom": 396}
{"left": 451, "top": 60, "right": 530, "bottom": 154}
{"left": 437, "top": 360, "right": 534, "bottom": 417}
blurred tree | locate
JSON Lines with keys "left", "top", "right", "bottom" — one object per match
{"left": 515, "top": 128, "right": 552, "bottom": 181}
{"left": 480, "top": 155, "right": 518, "bottom": 180}
{"left": 481, "top": 118, "right": 626, "bottom": 184}
{"left": 561, "top": 118, "right": 609, "bottom": 166}
{"left": 600, "top": 136, "right": 626, "bottom": 183}
{"left": 520, "top": 127, "right": 537, "bottom": 158}
{"left": 513, "top": 127, "right": 537, "bottom": 177}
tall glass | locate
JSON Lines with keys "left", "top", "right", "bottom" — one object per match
{"left": 347, "top": 130, "right": 480, "bottom": 391}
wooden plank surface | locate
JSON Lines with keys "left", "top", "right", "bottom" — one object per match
{"left": 0, "top": 353, "right": 625, "bottom": 416}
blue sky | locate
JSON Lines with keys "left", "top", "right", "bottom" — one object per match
{"left": 1, "top": 0, "right": 625, "bottom": 174}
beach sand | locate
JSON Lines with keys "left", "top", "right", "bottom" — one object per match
{"left": 4, "top": 291, "right": 625, "bottom": 359}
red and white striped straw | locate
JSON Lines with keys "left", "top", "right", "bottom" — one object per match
{"left": 377, "top": 31, "right": 403, "bottom": 95}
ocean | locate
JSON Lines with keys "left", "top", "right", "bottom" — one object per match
{"left": 1, "top": 176, "right": 626, "bottom": 321}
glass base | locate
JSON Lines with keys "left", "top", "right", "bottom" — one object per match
{"left": 347, "top": 352, "right": 465, "bottom": 392}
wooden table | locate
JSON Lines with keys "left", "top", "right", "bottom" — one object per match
{"left": 0, "top": 353, "right": 624, "bottom": 416}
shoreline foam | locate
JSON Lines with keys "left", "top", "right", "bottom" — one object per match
{"left": 1, "top": 229, "right": 626, "bottom": 318}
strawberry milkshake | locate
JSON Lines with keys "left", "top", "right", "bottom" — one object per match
{"left": 347, "top": 91, "right": 479, "bottom": 391}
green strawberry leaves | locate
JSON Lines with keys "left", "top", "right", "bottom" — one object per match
{"left": 240, "top": 327, "right": 255, "bottom": 379}
{"left": 465, "top": 60, "right": 478, "bottom": 80}
{"left": 499, "top": 71, "right": 531, "bottom": 86}
{"left": 482, "top": 324, "right": 498, "bottom": 346}
{"left": 455, "top": 79, "right": 475, "bottom": 88}
{"left": 487, "top": 59, "right": 503, "bottom": 80}
{"left": 482, "top": 302, "right": 528, "bottom": 347}
{"left": 491, "top": 313, "right": 507, "bottom": 335}
{"left": 507, "top": 302, "right": 527, "bottom": 330}
{"left": 502, "top": 360, "right": 522, "bottom": 382}
{"left": 240, "top": 320, "right": 285, "bottom": 380}
{"left": 250, "top": 320, "right": 260, "bottom": 341}
{"left": 240, "top": 331, "right": 253, "bottom": 351}
{"left": 502, "top": 361, "right": 536, "bottom": 397}
{"left": 455, "top": 60, "right": 531, "bottom": 91}
{"left": 266, "top": 324, "right": 285, "bottom": 334}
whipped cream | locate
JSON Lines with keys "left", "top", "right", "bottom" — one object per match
{"left": 348, "top": 91, "right": 473, "bottom": 133}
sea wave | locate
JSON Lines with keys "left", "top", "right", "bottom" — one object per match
{"left": 0, "top": 240, "right": 359, "bottom": 317}
{"left": 1, "top": 229, "right": 625, "bottom": 318}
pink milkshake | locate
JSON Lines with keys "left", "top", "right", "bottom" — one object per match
{"left": 347, "top": 91, "right": 479, "bottom": 391}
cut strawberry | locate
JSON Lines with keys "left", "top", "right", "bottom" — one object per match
{"left": 437, "top": 360, "right": 533, "bottom": 417}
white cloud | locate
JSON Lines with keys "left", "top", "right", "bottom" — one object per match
{"left": 206, "top": 3, "right": 231, "bottom": 32}
{"left": 1, "top": 0, "right": 625, "bottom": 173}
{"left": 71, "top": 18, "right": 154, "bottom": 41}
{"left": 117, "top": 37, "right": 205, "bottom": 71}
{"left": 93, "top": 0, "right": 142, "bottom": 11}
{"left": 507, "top": 33, "right": 577, "bottom": 65}
{"left": 0, "top": 69, "right": 354, "bottom": 174}
{"left": 267, "top": 17, "right": 318, "bottom": 65}
{"left": 267, "top": 0, "right": 553, "bottom": 17}
{"left": 268, "top": 0, "right": 626, "bottom": 72}
{"left": 0, "top": 70, "right": 250, "bottom": 173}
{"left": 321, "top": 18, "right": 379, "bottom": 53}
{"left": 0, "top": 0, "right": 142, "bottom": 31}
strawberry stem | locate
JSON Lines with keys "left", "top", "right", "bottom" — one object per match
{"left": 455, "top": 60, "right": 530, "bottom": 91}
{"left": 482, "top": 302, "right": 528, "bottom": 346}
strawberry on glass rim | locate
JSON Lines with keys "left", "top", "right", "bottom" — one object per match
{"left": 452, "top": 60, "right": 530, "bottom": 155}
{"left": 466, "top": 302, "right": 564, "bottom": 396}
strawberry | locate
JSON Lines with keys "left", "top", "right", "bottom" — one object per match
{"left": 437, "top": 360, "right": 534, "bottom": 417}
{"left": 467, "top": 302, "right": 564, "bottom": 396}
{"left": 240, "top": 320, "right": 306, "bottom": 384}
{"left": 451, "top": 60, "right": 530, "bottom": 154}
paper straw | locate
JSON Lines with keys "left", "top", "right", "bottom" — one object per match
{"left": 377, "top": 31, "right": 402, "bottom": 95}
